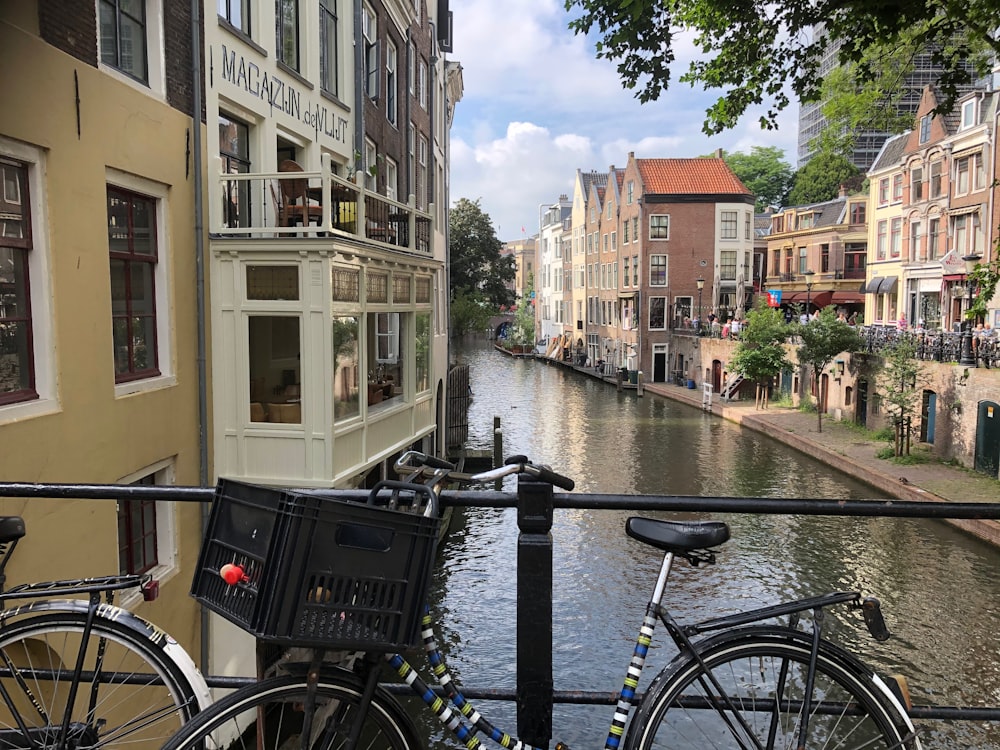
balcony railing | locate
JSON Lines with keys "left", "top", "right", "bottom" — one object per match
{"left": 215, "top": 154, "right": 433, "bottom": 255}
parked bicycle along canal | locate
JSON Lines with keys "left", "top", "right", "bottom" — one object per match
{"left": 408, "top": 336, "right": 1000, "bottom": 749}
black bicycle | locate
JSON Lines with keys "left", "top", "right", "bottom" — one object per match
{"left": 0, "top": 515, "right": 210, "bottom": 750}
{"left": 163, "top": 453, "right": 920, "bottom": 750}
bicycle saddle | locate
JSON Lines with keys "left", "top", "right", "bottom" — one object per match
{"left": 0, "top": 516, "right": 25, "bottom": 544}
{"left": 625, "top": 517, "right": 729, "bottom": 553}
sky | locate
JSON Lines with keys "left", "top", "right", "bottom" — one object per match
{"left": 446, "top": 0, "right": 801, "bottom": 242}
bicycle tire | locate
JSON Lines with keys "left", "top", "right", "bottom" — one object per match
{"left": 625, "top": 626, "right": 921, "bottom": 750}
{"left": 160, "top": 673, "right": 420, "bottom": 750}
{"left": 0, "top": 611, "right": 200, "bottom": 750}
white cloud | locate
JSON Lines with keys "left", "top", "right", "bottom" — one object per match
{"left": 447, "top": 2, "right": 803, "bottom": 238}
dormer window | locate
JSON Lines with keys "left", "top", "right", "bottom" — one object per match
{"left": 797, "top": 212, "right": 813, "bottom": 230}
{"left": 961, "top": 99, "right": 978, "bottom": 130}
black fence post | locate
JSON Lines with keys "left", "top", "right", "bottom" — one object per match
{"left": 515, "top": 474, "right": 554, "bottom": 748}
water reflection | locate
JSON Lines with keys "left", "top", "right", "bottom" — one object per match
{"left": 416, "top": 338, "right": 1000, "bottom": 748}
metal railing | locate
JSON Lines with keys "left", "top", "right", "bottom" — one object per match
{"left": 859, "top": 325, "right": 999, "bottom": 367}
{"left": 212, "top": 153, "right": 433, "bottom": 255}
{"left": 1, "top": 481, "right": 999, "bottom": 746}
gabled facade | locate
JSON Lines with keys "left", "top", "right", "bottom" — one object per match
{"left": 595, "top": 168, "right": 624, "bottom": 369}
{"left": 865, "top": 86, "right": 995, "bottom": 329}
{"left": 623, "top": 153, "right": 754, "bottom": 381}
{"left": 570, "top": 169, "right": 606, "bottom": 362}
{"left": 537, "top": 195, "right": 571, "bottom": 348}
{"left": 204, "top": 0, "right": 459, "bottom": 489}
{"left": 763, "top": 193, "right": 869, "bottom": 316}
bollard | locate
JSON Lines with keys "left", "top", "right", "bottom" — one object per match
{"left": 515, "top": 474, "right": 554, "bottom": 747}
{"left": 493, "top": 416, "right": 503, "bottom": 490}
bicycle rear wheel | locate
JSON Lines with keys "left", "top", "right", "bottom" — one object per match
{"left": 0, "top": 611, "right": 199, "bottom": 750}
{"left": 160, "top": 673, "right": 419, "bottom": 750}
{"left": 626, "top": 627, "right": 920, "bottom": 750}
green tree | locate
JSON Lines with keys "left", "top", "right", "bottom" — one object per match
{"left": 729, "top": 299, "right": 793, "bottom": 409}
{"left": 796, "top": 307, "right": 865, "bottom": 432}
{"left": 564, "top": 0, "right": 996, "bottom": 134}
{"left": 720, "top": 147, "right": 793, "bottom": 211}
{"left": 449, "top": 289, "right": 493, "bottom": 337}
{"left": 786, "top": 144, "right": 861, "bottom": 206}
{"left": 449, "top": 198, "right": 516, "bottom": 308}
{"left": 968, "top": 257, "right": 1000, "bottom": 324}
{"left": 875, "top": 338, "right": 924, "bottom": 457}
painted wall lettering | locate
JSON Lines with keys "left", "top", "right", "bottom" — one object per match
{"left": 219, "top": 44, "right": 347, "bottom": 145}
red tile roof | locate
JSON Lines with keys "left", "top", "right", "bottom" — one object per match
{"left": 637, "top": 158, "right": 751, "bottom": 196}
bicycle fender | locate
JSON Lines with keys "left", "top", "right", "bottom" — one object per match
{"left": 0, "top": 598, "right": 213, "bottom": 711}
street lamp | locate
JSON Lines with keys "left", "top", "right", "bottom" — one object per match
{"left": 959, "top": 253, "right": 982, "bottom": 367}
{"left": 696, "top": 277, "right": 705, "bottom": 335}
{"left": 803, "top": 269, "right": 815, "bottom": 317}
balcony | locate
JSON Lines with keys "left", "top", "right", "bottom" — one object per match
{"left": 215, "top": 154, "right": 432, "bottom": 255}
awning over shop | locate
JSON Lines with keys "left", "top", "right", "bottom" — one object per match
{"left": 865, "top": 276, "right": 898, "bottom": 294}
{"left": 831, "top": 291, "right": 865, "bottom": 304}
{"left": 782, "top": 291, "right": 832, "bottom": 307}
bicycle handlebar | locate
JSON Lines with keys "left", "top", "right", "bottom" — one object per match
{"left": 394, "top": 451, "right": 575, "bottom": 491}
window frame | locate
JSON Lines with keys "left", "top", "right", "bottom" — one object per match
{"left": 117, "top": 460, "right": 177, "bottom": 605}
{"left": 363, "top": 2, "right": 378, "bottom": 100}
{"left": 99, "top": 0, "right": 149, "bottom": 84}
{"left": 319, "top": 0, "right": 339, "bottom": 97}
{"left": 0, "top": 158, "right": 36, "bottom": 406}
{"left": 919, "top": 114, "right": 931, "bottom": 144}
{"left": 649, "top": 214, "right": 670, "bottom": 240}
{"left": 275, "top": 0, "right": 300, "bottom": 71}
{"left": 649, "top": 255, "right": 667, "bottom": 286}
{"left": 218, "top": 0, "right": 251, "bottom": 34}
{"left": 648, "top": 296, "right": 666, "bottom": 330}
{"left": 720, "top": 210, "right": 738, "bottom": 239}
{"left": 386, "top": 39, "right": 398, "bottom": 126}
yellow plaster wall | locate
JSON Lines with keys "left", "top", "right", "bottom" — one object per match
{"left": 0, "top": 19, "right": 208, "bottom": 660}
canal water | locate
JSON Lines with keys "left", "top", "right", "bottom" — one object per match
{"left": 408, "top": 336, "right": 1000, "bottom": 749}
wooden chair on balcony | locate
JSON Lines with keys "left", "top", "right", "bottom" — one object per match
{"left": 272, "top": 159, "right": 323, "bottom": 228}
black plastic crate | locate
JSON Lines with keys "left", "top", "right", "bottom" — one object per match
{"left": 192, "top": 479, "right": 440, "bottom": 651}
{"left": 190, "top": 479, "right": 291, "bottom": 634}
{"left": 261, "top": 488, "right": 439, "bottom": 649}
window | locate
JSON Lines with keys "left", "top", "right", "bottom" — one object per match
{"left": 415, "top": 312, "right": 429, "bottom": 393}
{"left": 332, "top": 315, "right": 359, "bottom": 422}
{"left": 611, "top": 231, "right": 617, "bottom": 250}
{"left": 771, "top": 215, "right": 784, "bottom": 233}
{"left": 720, "top": 250, "right": 736, "bottom": 281}
{"left": 720, "top": 210, "right": 737, "bottom": 239}
{"left": 117, "top": 462, "right": 175, "bottom": 581}
{"left": 386, "top": 41, "right": 397, "bottom": 125}
{"left": 649, "top": 297, "right": 666, "bottom": 330}
{"left": 910, "top": 168, "right": 923, "bottom": 202}
{"left": 0, "top": 158, "right": 36, "bottom": 406}
{"left": 889, "top": 217, "right": 902, "bottom": 258}
{"left": 364, "top": 139, "right": 377, "bottom": 191}
{"left": 928, "top": 217, "right": 939, "bottom": 259}
{"left": 849, "top": 201, "right": 866, "bottom": 224}
{"left": 844, "top": 243, "right": 866, "bottom": 275}
{"left": 627, "top": 181, "right": 634, "bottom": 204}
{"left": 919, "top": 114, "right": 931, "bottom": 144}
{"left": 631, "top": 217, "right": 638, "bottom": 242}
{"left": 417, "top": 134, "right": 427, "bottom": 209}
{"left": 623, "top": 257, "right": 630, "bottom": 288}
{"left": 878, "top": 178, "right": 889, "bottom": 206}
{"left": 108, "top": 187, "right": 160, "bottom": 382}
{"left": 363, "top": 3, "right": 378, "bottom": 99}
{"left": 955, "top": 156, "right": 970, "bottom": 195}
{"left": 929, "top": 161, "right": 942, "bottom": 198}
{"left": 745, "top": 212, "right": 751, "bottom": 240}
{"left": 384, "top": 157, "right": 398, "bottom": 201}
{"left": 275, "top": 0, "right": 299, "bottom": 70}
{"left": 892, "top": 174, "right": 903, "bottom": 202}
{"left": 319, "top": 0, "right": 338, "bottom": 96}
{"left": 961, "top": 99, "right": 977, "bottom": 129}
{"left": 622, "top": 219, "right": 629, "bottom": 244}
{"left": 249, "top": 315, "right": 301, "bottom": 423}
{"left": 632, "top": 255, "right": 639, "bottom": 286}
{"left": 876, "top": 220, "right": 887, "bottom": 259}
{"left": 909, "top": 222, "right": 921, "bottom": 261}
{"left": 649, "top": 214, "right": 670, "bottom": 239}
{"left": 820, "top": 244, "right": 830, "bottom": 273}
{"left": 649, "top": 255, "right": 667, "bottom": 286}
{"left": 974, "top": 153, "right": 986, "bottom": 190}
{"left": 953, "top": 214, "right": 968, "bottom": 255}
{"left": 419, "top": 59, "right": 428, "bottom": 110}
{"left": 99, "top": 0, "right": 148, "bottom": 83}
{"left": 798, "top": 247, "right": 807, "bottom": 273}
{"left": 219, "top": 0, "right": 250, "bottom": 34}
{"left": 408, "top": 41, "right": 416, "bottom": 95}
{"left": 219, "top": 114, "right": 251, "bottom": 228}
{"left": 797, "top": 213, "right": 813, "bottom": 230}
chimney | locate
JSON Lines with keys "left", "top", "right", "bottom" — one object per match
{"left": 838, "top": 183, "right": 848, "bottom": 198}
{"left": 716, "top": 148, "right": 724, "bottom": 158}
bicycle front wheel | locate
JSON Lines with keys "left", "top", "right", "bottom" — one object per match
{"left": 161, "top": 673, "right": 419, "bottom": 750}
{"left": 0, "top": 611, "right": 199, "bottom": 750}
{"left": 626, "top": 627, "right": 920, "bottom": 750}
